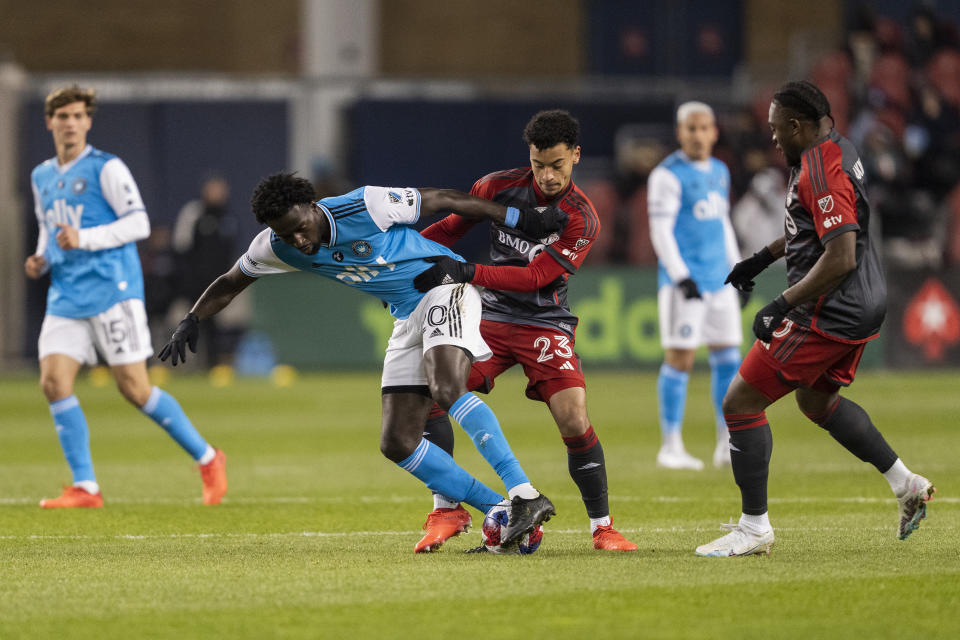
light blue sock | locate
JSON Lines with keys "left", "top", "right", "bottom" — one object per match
{"left": 449, "top": 392, "right": 529, "bottom": 492}
{"left": 140, "top": 387, "right": 209, "bottom": 460}
{"left": 398, "top": 439, "right": 504, "bottom": 512}
{"left": 657, "top": 363, "right": 689, "bottom": 437}
{"left": 709, "top": 347, "right": 741, "bottom": 436}
{"left": 50, "top": 395, "right": 96, "bottom": 483}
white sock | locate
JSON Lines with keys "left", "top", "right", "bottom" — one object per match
{"left": 198, "top": 445, "right": 216, "bottom": 465}
{"left": 590, "top": 515, "right": 611, "bottom": 534}
{"left": 662, "top": 431, "right": 684, "bottom": 453}
{"left": 507, "top": 482, "right": 539, "bottom": 500}
{"left": 739, "top": 512, "right": 771, "bottom": 534}
{"left": 74, "top": 480, "right": 100, "bottom": 495}
{"left": 883, "top": 458, "right": 912, "bottom": 495}
{"left": 433, "top": 494, "right": 459, "bottom": 510}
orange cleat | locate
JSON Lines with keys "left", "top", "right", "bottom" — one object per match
{"left": 593, "top": 523, "right": 638, "bottom": 551}
{"left": 200, "top": 449, "right": 228, "bottom": 505}
{"left": 40, "top": 486, "right": 104, "bottom": 509}
{"left": 414, "top": 505, "right": 472, "bottom": 553}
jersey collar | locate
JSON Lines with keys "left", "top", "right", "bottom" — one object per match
{"left": 316, "top": 202, "right": 337, "bottom": 247}
{"left": 55, "top": 145, "right": 93, "bottom": 174}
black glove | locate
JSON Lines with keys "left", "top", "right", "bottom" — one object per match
{"left": 725, "top": 247, "right": 776, "bottom": 292}
{"left": 413, "top": 256, "right": 476, "bottom": 292}
{"left": 737, "top": 288, "right": 753, "bottom": 309}
{"left": 510, "top": 206, "right": 568, "bottom": 239}
{"left": 677, "top": 277, "right": 701, "bottom": 299}
{"left": 752, "top": 295, "right": 792, "bottom": 342}
{"left": 158, "top": 312, "right": 199, "bottom": 366}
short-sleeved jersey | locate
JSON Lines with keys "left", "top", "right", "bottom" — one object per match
{"left": 238, "top": 186, "right": 463, "bottom": 319}
{"left": 31, "top": 145, "right": 147, "bottom": 318}
{"left": 649, "top": 151, "right": 733, "bottom": 292}
{"left": 468, "top": 168, "right": 600, "bottom": 336}
{"left": 783, "top": 130, "right": 886, "bottom": 342}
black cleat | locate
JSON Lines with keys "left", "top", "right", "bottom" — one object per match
{"left": 464, "top": 545, "right": 490, "bottom": 554}
{"left": 500, "top": 493, "right": 555, "bottom": 546}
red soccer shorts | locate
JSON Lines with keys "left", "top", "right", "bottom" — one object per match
{"left": 739, "top": 320, "right": 868, "bottom": 402}
{"left": 468, "top": 320, "right": 585, "bottom": 403}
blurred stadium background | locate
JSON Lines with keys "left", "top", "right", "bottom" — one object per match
{"left": 1, "top": 0, "right": 959, "bottom": 375}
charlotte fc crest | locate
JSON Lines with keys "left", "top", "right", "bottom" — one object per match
{"left": 351, "top": 240, "right": 372, "bottom": 257}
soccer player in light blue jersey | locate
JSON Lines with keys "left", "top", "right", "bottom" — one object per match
{"left": 648, "top": 101, "right": 744, "bottom": 470}
{"left": 160, "top": 172, "right": 566, "bottom": 551}
{"left": 25, "top": 86, "right": 227, "bottom": 508}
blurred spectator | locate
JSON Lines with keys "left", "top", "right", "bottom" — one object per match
{"left": 172, "top": 175, "right": 244, "bottom": 367}
{"left": 731, "top": 167, "right": 786, "bottom": 256}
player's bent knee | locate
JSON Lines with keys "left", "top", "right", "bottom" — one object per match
{"left": 39, "top": 375, "right": 72, "bottom": 402}
{"left": 379, "top": 431, "right": 417, "bottom": 463}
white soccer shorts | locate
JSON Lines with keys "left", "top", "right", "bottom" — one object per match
{"left": 658, "top": 283, "right": 743, "bottom": 350}
{"left": 381, "top": 283, "right": 492, "bottom": 388}
{"left": 38, "top": 298, "right": 154, "bottom": 366}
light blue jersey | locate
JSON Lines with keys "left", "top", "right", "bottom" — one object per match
{"left": 31, "top": 145, "right": 146, "bottom": 318}
{"left": 240, "top": 186, "right": 462, "bottom": 319}
{"left": 649, "top": 151, "right": 733, "bottom": 293}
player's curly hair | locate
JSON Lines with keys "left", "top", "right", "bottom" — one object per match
{"left": 250, "top": 172, "right": 317, "bottom": 224}
{"left": 44, "top": 85, "right": 97, "bottom": 118}
{"left": 522, "top": 109, "right": 580, "bottom": 150}
{"left": 773, "top": 80, "right": 835, "bottom": 127}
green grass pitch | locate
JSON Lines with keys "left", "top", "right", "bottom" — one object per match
{"left": 1, "top": 368, "right": 958, "bottom": 639}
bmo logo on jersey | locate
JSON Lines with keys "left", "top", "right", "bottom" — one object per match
{"left": 692, "top": 191, "right": 728, "bottom": 220}
{"left": 496, "top": 229, "right": 556, "bottom": 262}
{"left": 44, "top": 199, "right": 83, "bottom": 229}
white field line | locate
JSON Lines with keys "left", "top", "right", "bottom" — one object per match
{"left": 0, "top": 524, "right": 914, "bottom": 542}
{"left": 1, "top": 494, "right": 956, "bottom": 506}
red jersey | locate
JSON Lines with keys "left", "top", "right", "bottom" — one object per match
{"left": 784, "top": 130, "right": 886, "bottom": 342}
{"left": 421, "top": 168, "right": 600, "bottom": 337}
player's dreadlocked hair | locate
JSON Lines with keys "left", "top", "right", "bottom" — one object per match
{"left": 522, "top": 109, "right": 580, "bottom": 150}
{"left": 44, "top": 85, "right": 97, "bottom": 118}
{"left": 251, "top": 172, "right": 317, "bottom": 224}
{"left": 773, "top": 80, "right": 835, "bottom": 127}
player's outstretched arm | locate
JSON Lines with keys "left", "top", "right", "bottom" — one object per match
{"left": 418, "top": 188, "right": 567, "bottom": 238}
{"left": 725, "top": 236, "right": 786, "bottom": 292}
{"left": 158, "top": 264, "right": 256, "bottom": 366}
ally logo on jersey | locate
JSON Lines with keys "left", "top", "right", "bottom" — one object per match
{"left": 44, "top": 199, "right": 84, "bottom": 230}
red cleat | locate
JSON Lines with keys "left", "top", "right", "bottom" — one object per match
{"left": 593, "top": 523, "right": 638, "bottom": 551}
{"left": 40, "top": 486, "right": 104, "bottom": 509}
{"left": 200, "top": 449, "right": 228, "bottom": 505}
{"left": 414, "top": 505, "right": 472, "bottom": 553}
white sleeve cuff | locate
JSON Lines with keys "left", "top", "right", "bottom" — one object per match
{"left": 78, "top": 210, "right": 151, "bottom": 251}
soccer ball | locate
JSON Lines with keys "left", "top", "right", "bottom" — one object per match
{"left": 481, "top": 499, "right": 544, "bottom": 555}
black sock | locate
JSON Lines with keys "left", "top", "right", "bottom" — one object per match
{"left": 810, "top": 397, "right": 898, "bottom": 472}
{"left": 725, "top": 413, "right": 773, "bottom": 516}
{"left": 422, "top": 404, "right": 454, "bottom": 456}
{"left": 563, "top": 426, "right": 609, "bottom": 519}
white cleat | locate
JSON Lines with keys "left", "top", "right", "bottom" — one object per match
{"left": 695, "top": 523, "right": 774, "bottom": 557}
{"left": 897, "top": 473, "right": 936, "bottom": 540}
{"left": 656, "top": 447, "right": 705, "bottom": 471}
{"left": 713, "top": 439, "right": 732, "bottom": 468}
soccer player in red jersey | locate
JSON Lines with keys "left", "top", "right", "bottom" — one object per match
{"left": 696, "top": 81, "right": 936, "bottom": 557}
{"left": 412, "top": 110, "right": 637, "bottom": 552}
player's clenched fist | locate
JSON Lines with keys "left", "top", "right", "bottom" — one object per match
{"left": 55, "top": 223, "right": 80, "bottom": 250}
{"left": 158, "top": 312, "right": 200, "bottom": 366}
{"left": 24, "top": 255, "right": 47, "bottom": 279}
